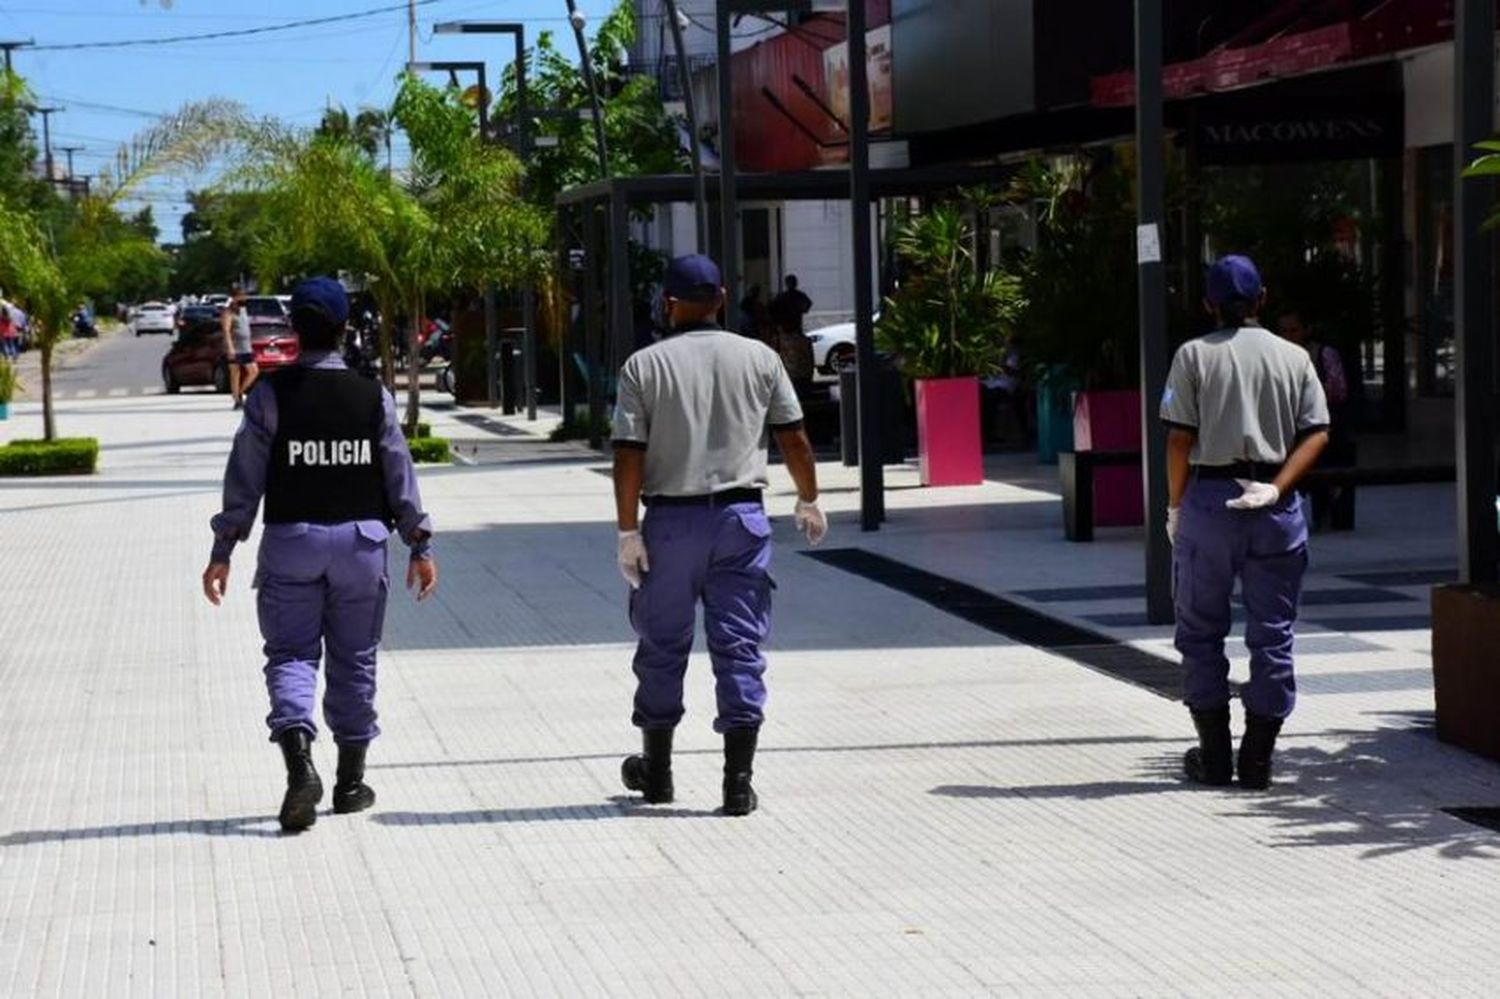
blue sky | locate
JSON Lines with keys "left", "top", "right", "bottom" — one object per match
{"left": 4, "top": 0, "right": 621, "bottom": 242}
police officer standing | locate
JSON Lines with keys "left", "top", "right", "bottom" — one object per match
{"left": 612, "top": 254, "right": 827, "bottom": 816}
{"left": 202, "top": 277, "right": 438, "bottom": 833}
{"left": 1161, "top": 256, "right": 1329, "bottom": 790}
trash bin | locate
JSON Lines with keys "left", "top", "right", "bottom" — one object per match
{"left": 839, "top": 353, "right": 907, "bottom": 467}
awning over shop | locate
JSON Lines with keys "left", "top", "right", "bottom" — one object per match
{"left": 1091, "top": 0, "right": 1456, "bottom": 108}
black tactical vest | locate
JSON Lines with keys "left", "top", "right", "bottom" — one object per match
{"left": 263, "top": 366, "right": 392, "bottom": 525}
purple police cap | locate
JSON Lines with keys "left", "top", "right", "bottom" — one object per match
{"left": 1206, "top": 255, "right": 1263, "bottom": 307}
{"left": 290, "top": 276, "right": 350, "bottom": 326}
{"left": 663, "top": 254, "right": 722, "bottom": 302}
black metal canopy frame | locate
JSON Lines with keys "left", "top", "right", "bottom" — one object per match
{"left": 554, "top": 163, "right": 1011, "bottom": 451}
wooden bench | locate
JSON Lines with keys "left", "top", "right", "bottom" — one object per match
{"left": 1060, "top": 451, "right": 1457, "bottom": 541}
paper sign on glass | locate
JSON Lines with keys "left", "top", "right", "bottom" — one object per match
{"left": 1136, "top": 223, "right": 1162, "bottom": 264}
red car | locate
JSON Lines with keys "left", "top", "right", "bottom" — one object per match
{"left": 161, "top": 303, "right": 301, "bottom": 393}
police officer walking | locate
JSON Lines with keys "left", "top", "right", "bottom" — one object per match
{"left": 612, "top": 254, "right": 827, "bottom": 816}
{"left": 202, "top": 277, "right": 438, "bottom": 833}
{"left": 1161, "top": 256, "right": 1329, "bottom": 790}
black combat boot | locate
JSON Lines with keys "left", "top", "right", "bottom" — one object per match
{"left": 332, "top": 742, "right": 377, "bottom": 815}
{"left": 621, "top": 728, "right": 675, "bottom": 804}
{"left": 1238, "top": 711, "right": 1285, "bottom": 791}
{"left": 277, "top": 729, "right": 323, "bottom": 832}
{"left": 1182, "top": 705, "right": 1234, "bottom": 787}
{"left": 722, "top": 727, "right": 759, "bottom": 816}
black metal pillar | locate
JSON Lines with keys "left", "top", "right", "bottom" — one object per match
{"left": 715, "top": 3, "right": 739, "bottom": 311}
{"left": 1454, "top": 0, "right": 1498, "bottom": 585}
{"left": 559, "top": 224, "right": 576, "bottom": 429}
{"left": 584, "top": 202, "right": 606, "bottom": 449}
{"left": 1378, "top": 155, "right": 1406, "bottom": 433}
{"left": 848, "top": 0, "right": 883, "bottom": 530}
{"left": 1135, "top": 0, "right": 1172, "bottom": 624}
{"left": 482, "top": 60, "right": 496, "bottom": 409}
{"left": 515, "top": 26, "right": 539, "bottom": 421}
{"left": 609, "top": 191, "right": 632, "bottom": 372}
{"left": 665, "top": 0, "right": 709, "bottom": 253}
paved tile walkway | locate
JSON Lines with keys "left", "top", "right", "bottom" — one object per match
{"left": 0, "top": 394, "right": 1498, "bottom": 997}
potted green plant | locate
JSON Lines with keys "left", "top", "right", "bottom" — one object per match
{"left": 0, "top": 358, "right": 18, "bottom": 420}
{"left": 877, "top": 203, "right": 1024, "bottom": 486}
{"left": 1010, "top": 155, "right": 1142, "bottom": 521}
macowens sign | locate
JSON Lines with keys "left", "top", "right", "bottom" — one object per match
{"left": 1196, "top": 98, "right": 1402, "bottom": 165}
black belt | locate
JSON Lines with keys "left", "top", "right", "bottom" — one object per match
{"left": 1194, "top": 461, "right": 1284, "bottom": 481}
{"left": 644, "top": 488, "right": 763, "bottom": 508}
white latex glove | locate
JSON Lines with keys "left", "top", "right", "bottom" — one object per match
{"left": 1166, "top": 506, "right": 1180, "bottom": 546}
{"left": 1225, "top": 479, "right": 1281, "bottom": 511}
{"left": 618, "top": 530, "right": 650, "bottom": 589}
{"left": 794, "top": 499, "right": 829, "bottom": 547}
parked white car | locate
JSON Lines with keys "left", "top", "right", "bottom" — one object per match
{"left": 131, "top": 301, "right": 176, "bottom": 336}
{"left": 804, "top": 318, "right": 876, "bottom": 381}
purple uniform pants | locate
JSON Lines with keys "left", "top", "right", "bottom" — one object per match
{"left": 1174, "top": 478, "right": 1308, "bottom": 720}
{"left": 630, "top": 502, "right": 774, "bottom": 732}
{"left": 256, "top": 521, "right": 389, "bottom": 744}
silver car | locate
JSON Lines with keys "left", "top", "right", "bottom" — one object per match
{"left": 131, "top": 301, "right": 176, "bottom": 336}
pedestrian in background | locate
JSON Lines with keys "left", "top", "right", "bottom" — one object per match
{"left": 612, "top": 254, "right": 827, "bottom": 816}
{"left": 202, "top": 276, "right": 438, "bottom": 833}
{"left": 0, "top": 306, "right": 16, "bottom": 360}
{"left": 1161, "top": 256, "right": 1329, "bottom": 791}
{"left": 221, "top": 284, "right": 258, "bottom": 411}
{"left": 1277, "top": 309, "right": 1354, "bottom": 529}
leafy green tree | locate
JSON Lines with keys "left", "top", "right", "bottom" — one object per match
{"left": 316, "top": 105, "right": 392, "bottom": 162}
{"left": 493, "top": 0, "right": 686, "bottom": 207}
{"left": 172, "top": 189, "right": 266, "bottom": 294}
{"left": 0, "top": 88, "right": 250, "bottom": 440}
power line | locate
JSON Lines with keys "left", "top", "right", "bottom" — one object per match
{"left": 28, "top": 3, "right": 611, "bottom": 53}
{"left": 31, "top": 0, "right": 454, "bottom": 52}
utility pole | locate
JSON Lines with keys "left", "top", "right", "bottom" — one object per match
{"left": 57, "top": 144, "right": 82, "bottom": 197}
{"left": 31, "top": 105, "right": 58, "bottom": 183}
{"left": 0, "top": 40, "right": 31, "bottom": 75}
{"left": 408, "top": 0, "right": 417, "bottom": 65}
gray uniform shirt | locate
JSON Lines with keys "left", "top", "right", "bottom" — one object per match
{"left": 1161, "top": 325, "right": 1330, "bottom": 466}
{"left": 612, "top": 324, "right": 804, "bottom": 496}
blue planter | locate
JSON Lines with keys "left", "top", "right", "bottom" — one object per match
{"left": 1035, "top": 368, "right": 1076, "bottom": 465}
{"left": 0, "top": 401, "right": 9, "bottom": 420}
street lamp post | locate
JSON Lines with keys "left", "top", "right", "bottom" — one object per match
{"left": 663, "top": 0, "right": 709, "bottom": 252}
{"left": 562, "top": 1, "right": 609, "bottom": 178}
{"left": 410, "top": 58, "right": 501, "bottom": 409}
{"left": 432, "top": 21, "right": 541, "bottom": 422}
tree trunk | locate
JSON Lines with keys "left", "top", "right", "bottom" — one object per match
{"left": 405, "top": 293, "right": 422, "bottom": 434}
{"left": 377, "top": 301, "right": 396, "bottom": 394}
{"left": 40, "top": 341, "right": 55, "bottom": 442}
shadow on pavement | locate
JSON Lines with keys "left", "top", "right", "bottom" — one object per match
{"left": 0, "top": 815, "right": 285, "bottom": 845}
{"left": 373, "top": 799, "right": 720, "bottom": 826}
{"left": 927, "top": 719, "right": 1500, "bottom": 861}
{"left": 367, "top": 733, "right": 1195, "bottom": 772}
{"left": 0, "top": 488, "right": 218, "bottom": 515}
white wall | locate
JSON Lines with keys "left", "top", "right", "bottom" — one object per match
{"left": 781, "top": 200, "right": 878, "bottom": 329}
{"left": 1404, "top": 41, "right": 1500, "bottom": 149}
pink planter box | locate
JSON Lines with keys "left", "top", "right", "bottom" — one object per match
{"left": 916, "top": 376, "right": 984, "bottom": 487}
{"left": 1073, "top": 389, "right": 1143, "bottom": 527}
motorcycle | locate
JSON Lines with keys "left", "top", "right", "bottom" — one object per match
{"left": 418, "top": 318, "right": 452, "bottom": 368}
{"left": 342, "top": 314, "right": 381, "bottom": 380}
{"left": 72, "top": 310, "right": 99, "bottom": 339}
